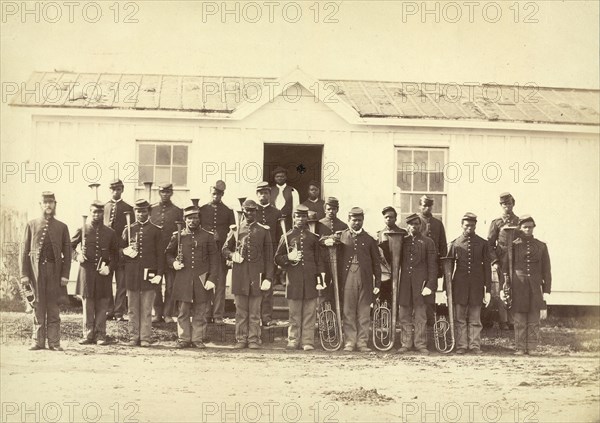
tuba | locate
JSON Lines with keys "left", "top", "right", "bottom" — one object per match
{"left": 501, "top": 226, "right": 518, "bottom": 309}
{"left": 434, "top": 256, "right": 456, "bottom": 353}
{"left": 175, "top": 220, "right": 185, "bottom": 262}
{"left": 373, "top": 231, "right": 402, "bottom": 351}
{"left": 191, "top": 198, "right": 200, "bottom": 208}
{"left": 317, "top": 232, "right": 343, "bottom": 350}
{"left": 88, "top": 183, "right": 100, "bottom": 200}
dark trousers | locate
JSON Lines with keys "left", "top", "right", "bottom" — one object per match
{"left": 261, "top": 284, "right": 273, "bottom": 323}
{"left": 288, "top": 298, "right": 317, "bottom": 348}
{"left": 128, "top": 289, "right": 155, "bottom": 342}
{"left": 342, "top": 268, "right": 371, "bottom": 348}
{"left": 454, "top": 303, "right": 482, "bottom": 350}
{"left": 83, "top": 297, "right": 109, "bottom": 341}
{"left": 32, "top": 262, "right": 61, "bottom": 348}
{"left": 399, "top": 303, "right": 428, "bottom": 350}
{"left": 234, "top": 294, "right": 261, "bottom": 344}
{"left": 107, "top": 265, "right": 127, "bottom": 317}
{"left": 513, "top": 309, "right": 540, "bottom": 352}
{"left": 153, "top": 268, "right": 175, "bottom": 318}
{"left": 177, "top": 301, "right": 208, "bottom": 344}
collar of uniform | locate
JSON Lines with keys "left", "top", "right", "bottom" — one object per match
{"left": 385, "top": 224, "right": 401, "bottom": 232}
{"left": 502, "top": 211, "right": 516, "bottom": 220}
{"left": 111, "top": 198, "right": 122, "bottom": 203}
{"left": 91, "top": 220, "right": 103, "bottom": 228}
{"left": 160, "top": 200, "right": 172, "bottom": 206}
{"left": 42, "top": 215, "right": 54, "bottom": 222}
{"left": 349, "top": 228, "right": 363, "bottom": 236}
{"left": 137, "top": 219, "right": 150, "bottom": 226}
{"left": 259, "top": 203, "right": 270, "bottom": 208}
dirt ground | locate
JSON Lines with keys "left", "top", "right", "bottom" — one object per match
{"left": 1, "top": 311, "right": 599, "bottom": 423}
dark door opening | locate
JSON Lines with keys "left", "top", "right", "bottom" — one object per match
{"left": 263, "top": 144, "right": 323, "bottom": 203}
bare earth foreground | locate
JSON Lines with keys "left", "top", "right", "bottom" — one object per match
{"left": 1, "top": 312, "right": 599, "bottom": 423}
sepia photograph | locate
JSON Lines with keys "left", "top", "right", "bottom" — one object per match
{"left": 1, "top": 1, "right": 599, "bottom": 422}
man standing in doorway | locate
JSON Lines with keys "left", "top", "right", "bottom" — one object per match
{"left": 301, "top": 180, "right": 325, "bottom": 221}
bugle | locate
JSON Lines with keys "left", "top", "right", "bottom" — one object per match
{"left": 88, "top": 183, "right": 100, "bottom": 200}
{"left": 434, "top": 256, "right": 456, "bottom": 353}
{"left": 501, "top": 226, "right": 518, "bottom": 310}
{"left": 143, "top": 181, "right": 153, "bottom": 204}
{"left": 175, "top": 220, "right": 184, "bottom": 262}
{"left": 78, "top": 214, "right": 88, "bottom": 262}
{"left": 317, "top": 236, "right": 343, "bottom": 350}
{"left": 373, "top": 231, "right": 402, "bottom": 351}
{"left": 124, "top": 211, "right": 137, "bottom": 251}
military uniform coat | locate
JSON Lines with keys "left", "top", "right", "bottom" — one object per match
{"left": 150, "top": 200, "right": 183, "bottom": 252}
{"left": 447, "top": 233, "right": 492, "bottom": 306}
{"left": 274, "top": 227, "right": 324, "bottom": 300}
{"left": 487, "top": 212, "right": 520, "bottom": 266}
{"left": 302, "top": 198, "right": 326, "bottom": 221}
{"left": 199, "top": 202, "right": 235, "bottom": 244}
{"left": 121, "top": 220, "right": 164, "bottom": 291}
{"left": 165, "top": 227, "right": 219, "bottom": 303}
{"left": 507, "top": 236, "right": 552, "bottom": 313}
{"left": 21, "top": 217, "right": 71, "bottom": 300}
{"left": 316, "top": 217, "right": 348, "bottom": 237}
{"left": 104, "top": 198, "right": 134, "bottom": 264}
{"left": 399, "top": 233, "right": 437, "bottom": 306}
{"left": 256, "top": 203, "right": 282, "bottom": 251}
{"left": 338, "top": 229, "right": 382, "bottom": 304}
{"left": 222, "top": 221, "right": 274, "bottom": 297}
{"left": 71, "top": 222, "right": 119, "bottom": 299}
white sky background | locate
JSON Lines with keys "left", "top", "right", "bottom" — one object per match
{"left": 1, "top": 0, "right": 599, "bottom": 87}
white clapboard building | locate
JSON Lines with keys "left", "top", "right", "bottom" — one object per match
{"left": 7, "top": 68, "right": 600, "bottom": 306}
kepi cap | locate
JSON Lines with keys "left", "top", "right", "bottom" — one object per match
{"left": 183, "top": 206, "right": 200, "bottom": 217}
{"left": 406, "top": 213, "right": 421, "bottom": 224}
{"left": 134, "top": 199, "right": 151, "bottom": 209}
{"left": 420, "top": 195, "right": 434, "bottom": 206}
{"left": 499, "top": 192, "right": 514, "bottom": 203}
{"left": 348, "top": 207, "right": 364, "bottom": 217}
{"left": 41, "top": 191, "right": 55, "bottom": 201}
{"left": 325, "top": 197, "right": 339, "bottom": 208}
{"left": 211, "top": 180, "right": 226, "bottom": 193}
{"left": 90, "top": 200, "right": 105, "bottom": 209}
{"left": 518, "top": 214, "right": 536, "bottom": 226}
{"left": 242, "top": 199, "right": 258, "bottom": 210}
{"left": 256, "top": 181, "right": 271, "bottom": 192}
{"left": 158, "top": 183, "right": 173, "bottom": 192}
{"left": 109, "top": 179, "right": 124, "bottom": 189}
{"left": 461, "top": 212, "right": 477, "bottom": 222}
{"left": 294, "top": 204, "right": 309, "bottom": 216}
{"left": 382, "top": 206, "right": 396, "bottom": 215}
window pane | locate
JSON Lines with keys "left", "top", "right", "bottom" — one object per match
{"left": 413, "top": 150, "right": 427, "bottom": 169}
{"left": 138, "top": 166, "right": 153, "bottom": 184}
{"left": 400, "top": 194, "right": 410, "bottom": 212}
{"left": 173, "top": 146, "right": 188, "bottom": 166}
{"left": 139, "top": 145, "right": 154, "bottom": 165}
{"left": 431, "top": 195, "right": 443, "bottom": 213}
{"left": 411, "top": 194, "right": 422, "bottom": 213}
{"left": 397, "top": 172, "right": 411, "bottom": 191}
{"left": 155, "top": 166, "right": 170, "bottom": 183}
{"left": 172, "top": 167, "right": 187, "bottom": 187}
{"left": 413, "top": 172, "right": 427, "bottom": 191}
{"left": 429, "top": 150, "right": 445, "bottom": 169}
{"left": 396, "top": 149, "right": 412, "bottom": 168}
{"left": 156, "top": 145, "right": 171, "bottom": 165}
{"left": 429, "top": 172, "right": 444, "bottom": 192}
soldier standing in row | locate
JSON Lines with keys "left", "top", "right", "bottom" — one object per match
{"left": 301, "top": 180, "right": 325, "bottom": 221}
{"left": 376, "top": 206, "right": 407, "bottom": 304}
{"left": 71, "top": 201, "right": 119, "bottom": 345}
{"left": 199, "top": 180, "right": 235, "bottom": 325}
{"left": 223, "top": 200, "right": 274, "bottom": 349}
{"left": 337, "top": 207, "right": 381, "bottom": 353}
{"left": 417, "top": 195, "right": 447, "bottom": 326}
{"left": 166, "top": 206, "right": 219, "bottom": 349}
{"left": 122, "top": 200, "right": 164, "bottom": 347}
{"left": 275, "top": 205, "right": 325, "bottom": 351}
{"left": 104, "top": 179, "right": 134, "bottom": 321}
{"left": 21, "top": 192, "right": 71, "bottom": 351}
{"left": 505, "top": 215, "right": 552, "bottom": 356}
{"left": 255, "top": 181, "right": 282, "bottom": 327}
{"left": 398, "top": 214, "right": 437, "bottom": 355}
{"left": 488, "top": 192, "right": 519, "bottom": 330}
{"left": 446, "top": 213, "right": 491, "bottom": 354}
{"left": 150, "top": 183, "right": 182, "bottom": 323}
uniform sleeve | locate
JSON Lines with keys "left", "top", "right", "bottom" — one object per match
{"left": 426, "top": 238, "right": 438, "bottom": 291}
{"left": 20, "top": 223, "right": 32, "bottom": 280}
{"left": 228, "top": 208, "right": 236, "bottom": 226}
{"left": 487, "top": 220, "right": 500, "bottom": 265}
{"left": 541, "top": 243, "right": 552, "bottom": 293}
{"left": 370, "top": 237, "right": 382, "bottom": 289}
{"left": 207, "top": 236, "right": 219, "bottom": 283}
{"left": 155, "top": 228, "right": 165, "bottom": 276}
{"left": 109, "top": 230, "right": 119, "bottom": 272}
{"left": 61, "top": 224, "right": 72, "bottom": 279}
{"left": 263, "top": 230, "right": 274, "bottom": 281}
{"left": 222, "top": 228, "right": 236, "bottom": 260}
{"left": 165, "top": 233, "right": 178, "bottom": 268}
{"left": 71, "top": 227, "right": 82, "bottom": 258}
{"left": 482, "top": 240, "right": 492, "bottom": 292}
{"left": 438, "top": 222, "right": 448, "bottom": 258}
{"left": 274, "top": 234, "right": 290, "bottom": 267}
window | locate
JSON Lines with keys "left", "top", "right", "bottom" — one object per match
{"left": 138, "top": 142, "right": 188, "bottom": 187}
{"left": 395, "top": 147, "right": 447, "bottom": 224}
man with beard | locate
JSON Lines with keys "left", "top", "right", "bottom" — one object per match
{"left": 301, "top": 180, "right": 325, "bottom": 221}
{"left": 71, "top": 201, "right": 119, "bottom": 345}
{"left": 255, "top": 181, "right": 282, "bottom": 327}
{"left": 166, "top": 206, "right": 219, "bottom": 348}
{"left": 275, "top": 205, "right": 325, "bottom": 351}
{"left": 417, "top": 195, "right": 447, "bottom": 326}
{"left": 376, "top": 206, "right": 407, "bottom": 304}
{"left": 337, "top": 207, "right": 381, "bottom": 353}
{"left": 122, "top": 199, "right": 164, "bottom": 347}
{"left": 21, "top": 192, "right": 71, "bottom": 351}
{"left": 398, "top": 214, "right": 437, "bottom": 355}
{"left": 502, "top": 215, "right": 552, "bottom": 356}
{"left": 222, "top": 200, "right": 274, "bottom": 349}
{"left": 150, "top": 183, "right": 183, "bottom": 323}
{"left": 446, "top": 213, "right": 492, "bottom": 354}
{"left": 199, "top": 180, "right": 235, "bottom": 325}
{"left": 104, "top": 179, "right": 134, "bottom": 321}
{"left": 488, "top": 192, "right": 519, "bottom": 330}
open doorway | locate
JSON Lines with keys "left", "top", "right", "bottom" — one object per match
{"left": 263, "top": 144, "right": 323, "bottom": 203}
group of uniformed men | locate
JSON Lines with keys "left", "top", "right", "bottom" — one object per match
{"left": 20, "top": 166, "right": 551, "bottom": 355}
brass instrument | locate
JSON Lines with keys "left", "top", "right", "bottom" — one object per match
{"left": 78, "top": 214, "right": 88, "bottom": 262}
{"left": 317, "top": 234, "right": 343, "bottom": 350}
{"left": 143, "top": 181, "right": 153, "bottom": 204}
{"left": 502, "top": 226, "right": 518, "bottom": 309}
{"left": 434, "top": 256, "right": 456, "bottom": 353}
{"left": 278, "top": 217, "right": 299, "bottom": 266}
{"left": 124, "top": 211, "right": 137, "bottom": 251}
{"left": 191, "top": 198, "right": 200, "bottom": 207}
{"left": 373, "top": 231, "right": 402, "bottom": 351}
{"left": 231, "top": 197, "right": 247, "bottom": 251}
{"left": 175, "top": 220, "right": 185, "bottom": 262}
{"left": 88, "top": 183, "right": 100, "bottom": 200}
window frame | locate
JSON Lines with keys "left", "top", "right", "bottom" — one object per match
{"left": 136, "top": 139, "right": 192, "bottom": 189}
